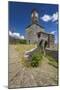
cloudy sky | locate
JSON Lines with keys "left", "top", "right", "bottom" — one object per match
{"left": 9, "top": 2, "right": 58, "bottom": 43}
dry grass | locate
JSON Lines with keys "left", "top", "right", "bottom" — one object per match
{"left": 15, "top": 44, "right": 36, "bottom": 51}
{"left": 12, "top": 44, "right": 37, "bottom": 67}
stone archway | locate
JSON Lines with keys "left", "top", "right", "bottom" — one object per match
{"left": 38, "top": 40, "right": 43, "bottom": 51}
{"left": 44, "top": 41, "right": 48, "bottom": 49}
{"left": 38, "top": 39, "right": 48, "bottom": 55}
{"left": 39, "top": 40, "right": 43, "bottom": 47}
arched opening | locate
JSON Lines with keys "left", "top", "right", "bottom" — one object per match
{"left": 44, "top": 41, "right": 48, "bottom": 49}
{"left": 39, "top": 40, "right": 43, "bottom": 47}
{"left": 29, "top": 40, "right": 30, "bottom": 44}
{"left": 38, "top": 40, "right": 48, "bottom": 55}
{"left": 38, "top": 40, "right": 43, "bottom": 52}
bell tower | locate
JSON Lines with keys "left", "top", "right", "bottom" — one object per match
{"left": 31, "top": 9, "right": 39, "bottom": 24}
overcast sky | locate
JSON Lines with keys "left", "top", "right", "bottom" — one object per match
{"left": 9, "top": 1, "right": 58, "bottom": 43}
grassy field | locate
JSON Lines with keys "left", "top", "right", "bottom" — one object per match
{"left": 15, "top": 44, "right": 36, "bottom": 55}
{"left": 15, "top": 44, "right": 36, "bottom": 52}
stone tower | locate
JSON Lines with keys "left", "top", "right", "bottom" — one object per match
{"left": 31, "top": 9, "right": 39, "bottom": 24}
{"left": 26, "top": 9, "right": 44, "bottom": 44}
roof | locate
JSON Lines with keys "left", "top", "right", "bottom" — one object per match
{"left": 37, "top": 31, "right": 54, "bottom": 36}
{"left": 25, "top": 23, "right": 44, "bottom": 29}
{"left": 31, "top": 9, "right": 39, "bottom": 14}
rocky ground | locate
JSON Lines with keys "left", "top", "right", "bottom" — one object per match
{"left": 8, "top": 44, "right": 58, "bottom": 89}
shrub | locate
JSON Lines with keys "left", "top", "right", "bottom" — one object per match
{"left": 19, "top": 39, "right": 27, "bottom": 44}
{"left": 31, "top": 52, "right": 42, "bottom": 67}
{"left": 9, "top": 38, "right": 27, "bottom": 44}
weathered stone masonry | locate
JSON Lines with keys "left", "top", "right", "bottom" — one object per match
{"left": 25, "top": 9, "right": 55, "bottom": 49}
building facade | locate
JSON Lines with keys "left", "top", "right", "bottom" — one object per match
{"left": 26, "top": 9, "right": 55, "bottom": 48}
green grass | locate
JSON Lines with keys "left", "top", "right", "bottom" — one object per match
{"left": 31, "top": 51, "right": 43, "bottom": 67}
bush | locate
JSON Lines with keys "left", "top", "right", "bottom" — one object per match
{"left": 9, "top": 38, "right": 27, "bottom": 44}
{"left": 19, "top": 39, "right": 27, "bottom": 44}
{"left": 31, "top": 52, "right": 42, "bottom": 67}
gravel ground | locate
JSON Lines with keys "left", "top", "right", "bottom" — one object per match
{"left": 8, "top": 45, "right": 58, "bottom": 89}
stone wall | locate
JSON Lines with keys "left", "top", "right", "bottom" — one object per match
{"left": 48, "top": 34, "right": 55, "bottom": 48}
{"left": 46, "top": 48, "right": 58, "bottom": 61}
{"left": 26, "top": 24, "right": 44, "bottom": 44}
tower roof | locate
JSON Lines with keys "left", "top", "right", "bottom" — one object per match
{"left": 31, "top": 9, "right": 39, "bottom": 14}
{"left": 31, "top": 9, "right": 39, "bottom": 24}
{"left": 26, "top": 23, "right": 44, "bottom": 29}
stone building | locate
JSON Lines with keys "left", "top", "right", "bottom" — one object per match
{"left": 25, "top": 9, "right": 55, "bottom": 48}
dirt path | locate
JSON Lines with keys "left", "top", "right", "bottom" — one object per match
{"left": 8, "top": 45, "right": 58, "bottom": 88}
